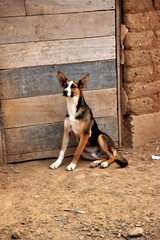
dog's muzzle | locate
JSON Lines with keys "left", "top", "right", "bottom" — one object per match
{"left": 63, "top": 90, "right": 68, "bottom": 97}
{"left": 63, "top": 90, "right": 74, "bottom": 98}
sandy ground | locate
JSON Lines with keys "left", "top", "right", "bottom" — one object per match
{"left": 0, "top": 141, "right": 160, "bottom": 240}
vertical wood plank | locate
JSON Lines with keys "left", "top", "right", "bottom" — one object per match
{"left": 116, "top": 0, "right": 122, "bottom": 147}
{"left": 0, "top": 129, "right": 4, "bottom": 164}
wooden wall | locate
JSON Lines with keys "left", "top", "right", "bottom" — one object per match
{"left": 0, "top": 0, "right": 117, "bottom": 164}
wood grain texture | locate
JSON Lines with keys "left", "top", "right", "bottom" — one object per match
{"left": 0, "top": 36, "right": 115, "bottom": 69}
{"left": 0, "top": 0, "right": 26, "bottom": 17}
{"left": 2, "top": 89, "right": 117, "bottom": 128}
{"left": 25, "top": 0, "right": 115, "bottom": 15}
{"left": 0, "top": 60, "right": 116, "bottom": 99}
{"left": 6, "top": 147, "right": 77, "bottom": 163}
{"left": 5, "top": 116, "right": 118, "bottom": 156}
{"left": 0, "top": 11, "right": 115, "bottom": 44}
{"left": 5, "top": 123, "right": 66, "bottom": 155}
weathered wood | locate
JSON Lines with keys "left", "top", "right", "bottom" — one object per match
{"left": 0, "top": 0, "right": 26, "bottom": 17}
{"left": 25, "top": 0, "right": 115, "bottom": 15}
{"left": 0, "top": 36, "right": 115, "bottom": 69}
{"left": 0, "top": 0, "right": 119, "bottom": 164}
{"left": 0, "top": 11, "right": 115, "bottom": 44}
{"left": 5, "top": 116, "right": 118, "bottom": 156}
{"left": 5, "top": 123, "right": 69, "bottom": 155}
{"left": 96, "top": 117, "right": 118, "bottom": 141}
{"left": 2, "top": 89, "right": 117, "bottom": 128}
{"left": 0, "top": 129, "right": 4, "bottom": 164}
{"left": 0, "top": 60, "right": 116, "bottom": 100}
{"left": 116, "top": 0, "right": 122, "bottom": 147}
{"left": 6, "top": 147, "right": 77, "bottom": 163}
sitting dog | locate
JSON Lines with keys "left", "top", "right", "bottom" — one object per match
{"left": 50, "top": 71, "right": 128, "bottom": 171}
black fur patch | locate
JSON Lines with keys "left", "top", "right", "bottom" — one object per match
{"left": 115, "top": 159, "right": 128, "bottom": 168}
{"left": 75, "top": 109, "right": 86, "bottom": 120}
{"left": 88, "top": 120, "right": 102, "bottom": 147}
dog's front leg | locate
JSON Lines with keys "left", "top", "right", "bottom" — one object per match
{"left": 50, "top": 126, "right": 70, "bottom": 170}
{"left": 66, "top": 134, "right": 89, "bottom": 171}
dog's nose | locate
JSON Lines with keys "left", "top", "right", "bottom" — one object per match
{"left": 63, "top": 90, "right": 68, "bottom": 96}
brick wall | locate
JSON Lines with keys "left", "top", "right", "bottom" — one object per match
{"left": 123, "top": 0, "right": 160, "bottom": 147}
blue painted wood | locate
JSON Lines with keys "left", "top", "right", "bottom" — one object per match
{"left": 0, "top": 60, "right": 116, "bottom": 99}
{"left": 5, "top": 116, "right": 118, "bottom": 155}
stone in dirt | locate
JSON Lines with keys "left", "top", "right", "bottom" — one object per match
{"left": 11, "top": 231, "right": 20, "bottom": 239}
{"left": 128, "top": 227, "right": 144, "bottom": 237}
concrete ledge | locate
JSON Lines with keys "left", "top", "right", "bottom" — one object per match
{"left": 131, "top": 112, "right": 160, "bottom": 147}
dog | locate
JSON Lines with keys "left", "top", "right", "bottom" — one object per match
{"left": 50, "top": 71, "right": 128, "bottom": 171}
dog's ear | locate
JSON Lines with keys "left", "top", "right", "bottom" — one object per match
{"left": 78, "top": 73, "right": 89, "bottom": 89}
{"left": 57, "top": 71, "right": 68, "bottom": 87}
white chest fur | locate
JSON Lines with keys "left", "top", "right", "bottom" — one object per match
{"left": 66, "top": 96, "right": 78, "bottom": 119}
{"left": 65, "top": 96, "right": 80, "bottom": 135}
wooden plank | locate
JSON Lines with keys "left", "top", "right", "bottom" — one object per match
{"left": 0, "top": 60, "right": 116, "bottom": 100}
{"left": 0, "top": 36, "right": 115, "bottom": 69}
{"left": 0, "top": 11, "right": 115, "bottom": 44}
{"left": 0, "top": 129, "right": 4, "bottom": 164}
{"left": 6, "top": 147, "right": 77, "bottom": 163}
{"left": 25, "top": 0, "right": 115, "bottom": 15}
{"left": 0, "top": 0, "right": 26, "bottom": 17}
{"left": 4, "top": 123, "right": 69, "bottom": 155}
{"left": 2, "top": 89, "right": 117, "bottom": 128}
{"left": 96, "top": 117, "right": 118, "bottom": 141}
{"left": 116, "top": 0, "right": 122, "bottom": 147}
{"left": 5, "top": 116, "right": 118, "bottom": 156}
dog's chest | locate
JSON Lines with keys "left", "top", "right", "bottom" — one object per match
{"left": 66, "top": 97, "right": 80, "bottom": 135}
{"left": 69, "top": 118, "right": 80, "bottom": 135}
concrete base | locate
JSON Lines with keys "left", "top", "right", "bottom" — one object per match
{"left": 131, "top": 112, "right": 160, "bottom": 147}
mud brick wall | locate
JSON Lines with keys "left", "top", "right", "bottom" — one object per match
{"left": 122, "top": 0, "right": 160, "bottom": 147}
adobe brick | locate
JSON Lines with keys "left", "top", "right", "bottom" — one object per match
{"left": 154, "top": 64, "right": 160, "bottom": 76}
{"left": 124, "top": 50, "right": 151, "bottom": 67}
{"left": 123, "top": 0, "right": 153, "bottom": 13}
{"left": 124, "top": 66, "right": 154, "bottom": 83}
{"left": 127, "top": 96, "right": 158, "bottom": 115}
{"left": 131, "top": 112, "right": 160, "bottom": 147}
{"left": 155, "top": 30, "right": 160, "bottom": 37}
{"left": 124, "top": 80, "right": 160, "bottom": 99}
{"left": 154, "top": 30, "right": 160, "bottom": 47}
{"left": 124, "top": 49, "right": 160, "bottom": 67}
{"left": 124, "top": 11, "right": 160, "bottom": 31}
{"left": 125, "top": 31, "right": 154, "bottom": 50}
{"left": 153, "top": 0, "right": 160, "bottom": 10}
{"left": 151, "top": 49, "right": 160, "bottom": 64}
{"left": 158, "top": 93, "right": 160, "bottom": 111}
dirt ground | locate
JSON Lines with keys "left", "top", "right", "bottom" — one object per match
{"left": 0, "top": 141, "right": 160, "bottom": 240}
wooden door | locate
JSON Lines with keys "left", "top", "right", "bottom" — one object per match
{"left": 0, "top": 0, "right": 120, "bottom": 164}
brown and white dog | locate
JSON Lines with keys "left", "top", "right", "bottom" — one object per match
{"left": 50, "top": 71, "right": 128, "bottom": 171}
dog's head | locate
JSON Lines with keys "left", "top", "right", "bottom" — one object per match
{"left": 57, "top": 71, "right": 89, "bottom": 98}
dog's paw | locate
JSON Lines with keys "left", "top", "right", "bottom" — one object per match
{"left": 90, "top": 160, "right": 101, "bottom": 168}
{"left": 66, "top": 163, "right": 76, "bottom": 171}
{"left": 50, "top": 159, "right": 62, "bottom": 170}
{"left": 100, "top": 161, "right": 109, "bottom": 168}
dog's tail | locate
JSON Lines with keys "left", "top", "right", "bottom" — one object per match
{"left": 114, "top": 150, "right": 128, "bottom": 168}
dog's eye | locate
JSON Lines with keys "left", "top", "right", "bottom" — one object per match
{"left": 64, "top": 83, "right": 68, "bottom": 88}
{"left": 71, "top": 84, "right": 77, "bottom": 88}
